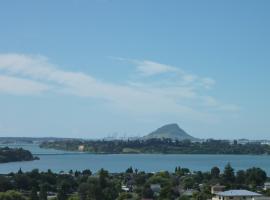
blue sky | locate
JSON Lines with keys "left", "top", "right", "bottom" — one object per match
{"left": 0, "top": 0, "right": 269, "bottom": 139}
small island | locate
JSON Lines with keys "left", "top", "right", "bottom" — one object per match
{"left": 0, "top": 147, "right": 39, "bottom": 163}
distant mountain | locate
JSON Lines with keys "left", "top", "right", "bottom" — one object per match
{"left": 144, "top": 123, "right": 198, "bottom": 141}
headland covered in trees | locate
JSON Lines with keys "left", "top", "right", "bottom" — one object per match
{"left": 39, "top": 123, "right": 270, "bottom": 155}
{"left": 0, "top": 147, "right": 39, "bottom": 164}
{"left": 40, "top": 139, "right": 270, "bottom": 155}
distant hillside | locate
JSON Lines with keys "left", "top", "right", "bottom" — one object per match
{"left": 144, "top": 123, "right": 198, "bottom": 141}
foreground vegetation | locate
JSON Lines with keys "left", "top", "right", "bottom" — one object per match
{"left": 0, "top": 147, "right": 38, "bottom": 163}
{"left": 0, "top": 164, "right": 269, "bottom": 200}
{"left": 40, "top": 139, "right": 270, "bottom": 154}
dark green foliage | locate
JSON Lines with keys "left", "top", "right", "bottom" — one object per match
{"left": 30, "top": 187, "right": 39, "bottom": 200}
{"left": 211, "top": 167, "right": 220, "bottom": 179}
{"left": 0, "top": 147, "right": 38, "bottom": 163}
{"left": 0, "top": 190, "right": 26, "bottom": 200}
{"left": 236, "top": 170, "right": 246, "bottom": 185}
{"left": 57, "top": 188, "right": 67, "bottom": 200}
{"left": 175, "top": 166, "right": 190, "bottom": 176}
{"left": 142, "top": 185, "right": 154, "bottom": 199}
{"left": 82, "top": 169, "right": 92, "bottom": 176}
{"left": 179, "top": 195, "right": 191, "bottom": 200}
{"left": 126, "top": 166, "right": 134, "bottom": 174}
{"left": 0, "top": 176, "right": 12, "bottom": 192}
{"left": 15, "top": 173, "right": 32, "bottom": 190}
{"left": 0, "top": 164, "right": 267, "bottom": 200}
{"left": 78, "top": 183, "right": 89, "bottom": 200}
{"left": 246, "top": 167, "right": 267, "bottom": 187}
{"left": 223, "top": 163, "right": 235, "bottom": 185}
{"left": 77, "top": 169, "right": 120, "bottom": 200}
{"left": 39, "top": 184, "right": 48, "bottom": 200}
{"left": 264, "top": 189, "right": 270, "bottom": 197}
{"left": 57, "top": 180, "right": 71, "bottom": 200}
{"left": 159, "top": 183, "right": 175, "bottom": 199}
{"left": 118, "top": 192, "right": 133, "bottom": 200}
{"left": 193, "top": 191, "right": 211, "bottom": 200}
{"left": 183, "top": 177, "right": 196, "bottom": 189}
{"left": 193, "top": 171, "right": 204, "bottom": 184}
{"left": 40, "top": 139, "right": 270, "bottom": 154}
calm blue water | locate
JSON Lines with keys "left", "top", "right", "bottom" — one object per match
{"left": 0, "top": 144, "right": 270, "bottom": 174}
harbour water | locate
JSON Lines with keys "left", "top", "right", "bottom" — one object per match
{"left": 0, "top": 144, "right": 270, "bottom": 174}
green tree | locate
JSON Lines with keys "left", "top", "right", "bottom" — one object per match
{"left": 183, "top": 177, "right": 196, "bottom": 189}
{"left": 98, "top": 168, "right": 109, "bottom": 188}
{"left": 236, "top": 170, "right": 246, "bottom": 185}
{"left": 78, "top": 183, "right": 89, "bottom": 200}
{"left": 15, "top": 174, "right": 31, "bottom": 190}
{"left": 223, "top": 163, "right": 235, "bottom": 185}
{"left": 39, "top": 184, "right": 48, "bottom": 200}
{"left": 57, "top": 189, "right": 67, "bottom": 200}
{"left": 211, "top": 167, "right": 220, "bottom": 179}
{"left": 68, "top": 195, "right": 80, "bottom": 200}
{"left": 0, "top": 190, "right": 26, "bottom": 200}
{"left": 264, "top": 189, "right": 270, "bottom": 197}
{"left": 118, "top": 192, "right": 133, "bottom": 200}
{"left": 30, "top": 187, "right": 39, "bottom": 200}
{"left": 246, "top": 167, "right": 267, "bottom": 187}
{"left": 0, "top": 176, "right": 12, "bottom": 192}
{"left": 82, "top": 169, "right": 92, "bottom": 176}
{"left": 159, "top": 184, "right": 174, "bottom": 200}
{"left": 126, "top": 167, "right": 133, "bottom": 174}
{"left": 179, "top": 196, "right": 190, "bottom": 200}
{"left": 57, "top": 180, "right": 72, "bottom": 200}
{"left": 142, "top": 185, "right": 154, "bottom": 199}
{"left": 193, "top": 192, "right": 210, "bottom": 200}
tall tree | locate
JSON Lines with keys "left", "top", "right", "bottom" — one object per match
{"left": 236, "top": 170, "right": 246, "bottom": 185}
{"left": 29, "top": 187, "right": 39, "bottom": 200}
{"left": 211, "top": 167, "right": 220, "bottom": 179}
{"left": 223, "top": 163, "right": 235, "bottom": 185}
{"left": 39, "top": 184, "right": 47, "bottom": 200}
{"left": 246, "top": 167, "right": 267, "bottom": 187}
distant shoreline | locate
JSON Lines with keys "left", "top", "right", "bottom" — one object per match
{"left": 40, "top": 138, "right": 270, "bottom": 155}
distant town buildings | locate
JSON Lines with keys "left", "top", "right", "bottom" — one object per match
{"left": 78, "top": 145, "right": 85, "bottom": 151}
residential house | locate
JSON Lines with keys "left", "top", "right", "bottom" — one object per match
{"left": 182, "top": 189, "right": 198, "bottom": 197}
{"left": 212, "top": 190, "right": 262, "bottom": 200}
{"left": 264, "top": 182, "right": 270, "bottom": 191}
{"left": 211, "top": 185, "right": 226, "bottom": 194}
{"left": 150, "top": 184, "right": 161, "bottom": 196}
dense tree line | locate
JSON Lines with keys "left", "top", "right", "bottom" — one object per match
{"left": 0, "top": 164, "right": 269, "bottom": 200}
{"left": 0, "top": 147, "right": 38, "bottom": 163}
{"left": 40, "top": 139, "right": 270, "bottom": 154}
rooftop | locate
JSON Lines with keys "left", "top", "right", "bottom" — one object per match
{"left": 216, "top": 190, "right": 262, "bottom": 197}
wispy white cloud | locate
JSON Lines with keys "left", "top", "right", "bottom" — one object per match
{"left": 0, "top": 75, "right": 50, "bottom": 95}
{"left": 113, "top": 57, "right": 216, "bottom": 90}
{"left": 0, "top": 53, "right": 239, "bottom": 123}
{"left": 201, "top": 96, "right": 239, "bottom": 112}
{"left": 135, "top": 60, "right": 179, "bottom": 76}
